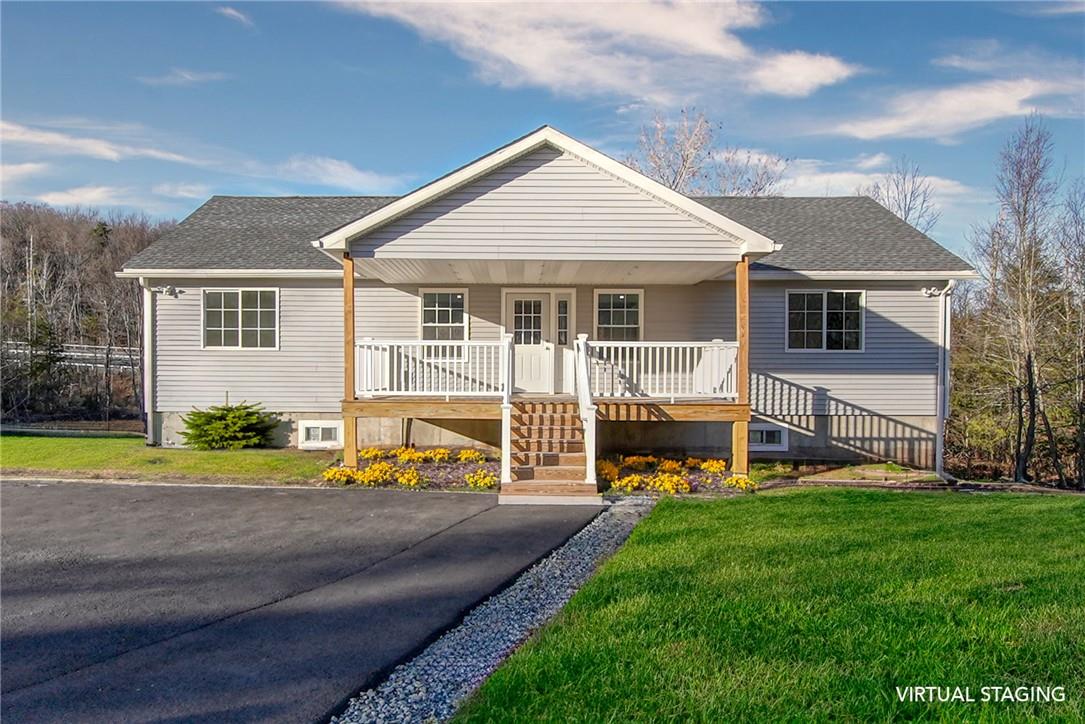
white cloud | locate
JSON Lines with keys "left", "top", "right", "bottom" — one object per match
{"left": 747, "top": 51, "right": 858, "bottom": 97}
{"left": 339, "top": 1, "right": 857, "bottom": 103}
{"left": 274, "top": 155, "right": 406, "bottom": 193}
{"left": 1008, "top": 1, "right": 1085, "bottom": 16}
{"left": 152, "top": 182, "right": 211, "bottom": 198}
{"left": 137, "top": 68, "right": 232, "bottom": 86}
{"left": 4, "top": 118, "right": 409, "bottom": 197}
{"left": 782, "top": 157, "right": 977, "bottom": 198}
{"left": 37, "top": 185, "right": 130, "bottom": 206}
{"left": 854, "top": 152, "right": 890, "bottom": 170}
{"left": 1, "top": 162, "right": 49, "bottom": 185}
{"left": 1, "top": 120, "right": 194, "bottom": 162}
{"left": 831, "top": 39, "right": 1083, "bottom": 141}
{"left": 215, "top": 6, "right": 254, "bottom": 27}
{"left": 834, "top": 78, "right": 1077, "bottom": 141}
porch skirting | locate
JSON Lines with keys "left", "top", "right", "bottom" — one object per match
{"left": 152, "top": 410, "right": 937, "bottom": 468}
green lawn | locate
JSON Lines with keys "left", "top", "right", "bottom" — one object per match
{"left": 0, "top": 434, "right": 336, "bottom": 484}
{"left": 458, "top": 489, "right": 1085, "bottom": 722}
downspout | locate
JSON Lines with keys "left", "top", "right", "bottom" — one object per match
{"left": 140, "top": 278, "right": 157, "bottom": 446}
{"left": 926, "top": 280, "right": 957, "bottom": 478}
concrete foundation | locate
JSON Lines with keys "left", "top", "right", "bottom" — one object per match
{"left": 155, "top": 412, "right": 936, "bottom": 468}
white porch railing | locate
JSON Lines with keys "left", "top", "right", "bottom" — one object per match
{"left": 356, "top": 338, "right": 513, "bottom": 398}
{"left": 583, "top": 339, "right": 739, "bottom": 402}
{"left": 574, "top": 335, "right": 598, "bottom": 487}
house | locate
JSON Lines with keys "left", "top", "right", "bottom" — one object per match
{"left": 120, "top": 126, "right": 976, "bottom": 502}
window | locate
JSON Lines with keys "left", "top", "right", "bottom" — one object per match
{"left": 557, "top": 299, "right": 570, "bottom": 346}
{"left": 421, "top": 290, "right": 467, "bottom": 341}
{"left": 596, "top": 290, "right": 641, "bottom": 341}
{"left": 786, "top": 290, "right": 863, "bottom": 351}
{"left": 749, "top": 423, "right": 788, "bottom": 452}
{"left": 298, "top": 420, "right": 343, "bottom": 450}
{"left": 203, "top": 289, "right": 277, "bottom": 348}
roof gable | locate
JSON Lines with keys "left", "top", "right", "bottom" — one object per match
{"left": 316, "top": 126, "right": 778, "bottom": 256}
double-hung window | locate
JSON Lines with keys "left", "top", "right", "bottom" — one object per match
{"left": 421, "top": 290, "right": 468, "bottom": 359}
{"left": 595, "top": 290, "right": 642, "bottom": 341}
{"left": 786, "top": 290, "right": 863, "bottom": 351}
{"left": 203, "top": 289, "right": 278, "bottom": 348}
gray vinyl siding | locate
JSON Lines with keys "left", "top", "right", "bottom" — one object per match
{"left": 749, "top": 281, "right": 941, "bottom": 417}
{"left": 354, "top": 283, "right": 501, "bottom": 341}
{"left": 351, "top": 147, "right": 738, "bottom": 262}
{"left": 154, "top": 278, "right": 344, "bottom": 412}
{"left": 153, "top": 278, "right": 941, "bottom": 418}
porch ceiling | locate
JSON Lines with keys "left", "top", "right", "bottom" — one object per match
{"left": 356, "top": 258, "right": 737, "bottom": 285}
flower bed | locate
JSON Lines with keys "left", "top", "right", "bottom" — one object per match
{"left": 323, "top": 447, "right": 500, "bottom": 491}
{"left": 598, "top": 454, "right": 757, "bottom": 496}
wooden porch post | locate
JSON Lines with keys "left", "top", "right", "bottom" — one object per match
{"left": 732, "top": 255, "right": 750, "bottom": 474}
{"left": 343, "top": 252, "right": 358, "bottom": 468}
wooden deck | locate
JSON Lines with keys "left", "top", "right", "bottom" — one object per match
{"left": 342, "top": 396, "right": 750, "bottom": 422}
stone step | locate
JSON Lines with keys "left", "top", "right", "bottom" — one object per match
{"left": 511, "top": 451, "right": 586, "bottom": 467}
{"left": 511, "top": 465, "right": 586, "bottom": 482}
{"left": 511, "top": 439, "right": 585, "bottom": 454}
{"left": 511, "top": 425, "right": 584, "bottom": 441}
{"left": 500, "top": 481, "right": 599, "bottom": 496}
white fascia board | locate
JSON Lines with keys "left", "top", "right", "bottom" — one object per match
{"left": 707, "top": 268, "right": 980, "bottom": 281}
{"left": 315, "top": 126, "right": 780, "bottom": 255}
{"left": 116, "top": 268, "right": 342, "bottom": 279}
{"left": 745, "top": 269, "right": 981, "bottom": 281}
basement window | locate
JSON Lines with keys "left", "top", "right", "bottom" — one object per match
{"left": 298, "top": 420, "right": 343, "bottom": 450}
{"left": 749, "top": 423, "right": 788, "bottom": 452}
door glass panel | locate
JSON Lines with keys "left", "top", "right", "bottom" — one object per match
{"left": 513, "top": 299, "right": 543, "bottom": 344}
{"left": 557, "top": 299, "right": 569, "bottom": 346}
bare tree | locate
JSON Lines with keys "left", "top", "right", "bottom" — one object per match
{"left": 626, "top": 108, "right": 787, "bottom": 196}
{"left": 969, "top": 116, "right": 1063, "bottom": 482}
{"left": 1057, "top": 180, "right": 1085, "bottom": 487}
{"left": 858, "top": 156, "right": 941, "bottom": 234}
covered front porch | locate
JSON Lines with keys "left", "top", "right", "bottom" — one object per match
{"left": 338, "top": 255, "right": 754, "bottom": 496}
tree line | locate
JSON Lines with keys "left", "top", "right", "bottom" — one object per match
{"left": 0, "top": 203, "right": 173, "bottom": 423}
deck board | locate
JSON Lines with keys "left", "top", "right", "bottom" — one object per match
{"left": 343, "top": 397, "right": 750, "bottom": 422}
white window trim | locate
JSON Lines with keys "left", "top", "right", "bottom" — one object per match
{"left": 297, "top": 419, "right": 344, "bottom": 450}
{"left": 200, "top": 287, "right": 281, "bottom": 351}
{"left": 593, "top": 288, "right": 645, "bottom": 341}
{"left": 784, "top": 289, "right": 865, "bottom": 353}
{"left": 749, "top": 422, "right": 789, "bottom": 452}
{"left": 418, "top": 287, "right": 470, "bottom": 341}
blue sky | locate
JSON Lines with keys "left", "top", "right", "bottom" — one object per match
{"left": 2, "top": 1, "right": 1083, "bottom": 255}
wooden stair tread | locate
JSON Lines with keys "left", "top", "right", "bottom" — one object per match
{"left": 501, "top": 481, "right": 599, "bottom": 496}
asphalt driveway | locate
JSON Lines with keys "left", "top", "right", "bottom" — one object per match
{"left": 0, "top": 480, "right": 597, "bottom": 723}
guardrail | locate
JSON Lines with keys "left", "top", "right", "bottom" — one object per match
{"left": 1, "top": 341, "right": 139, "bottom": 370}
{"left": 355, "top": 339, "right": 511, "bottom": 398}
{"left": 583, "top": 340, "right": 739, "bottom": 402}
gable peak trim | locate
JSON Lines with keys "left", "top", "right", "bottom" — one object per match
{"left": 315, "top": 126, "right": 777, "bottom": 254}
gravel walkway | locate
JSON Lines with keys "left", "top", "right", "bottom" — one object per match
{"left": 332, "top": 499, "right": 654, "bottom": 724}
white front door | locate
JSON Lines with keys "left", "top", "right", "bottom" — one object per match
{"left": 508, "top": 293, "right": 553, "bottom": 393}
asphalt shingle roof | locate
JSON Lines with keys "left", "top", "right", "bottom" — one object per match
{"left": 124, "top": 193, "right": 972, "bottom": 273}
{"left": 123, "top": 196, "right": 396, "bottom": 270}
{"left": 695, "top": 196, "right": 972, "bottom": 272}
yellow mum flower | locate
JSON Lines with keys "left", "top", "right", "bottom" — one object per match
{"left": 457, "top": 449, "right": 488, "bottom": 464}
{"left": 465, "top": 467, "right": 498, "bottom": 490}
{"left": 596, "top": 460, "right": 620, "bottom": 483}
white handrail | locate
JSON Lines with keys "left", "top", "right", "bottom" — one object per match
{"left": 585, "top": 339, "right": 739, "bottom": 402}
{"left": 574, "top": 334, "right": 598, "bottom": 487}
{"left": 356, "top": 339, "right": 509, "bottom": 398}
{"left": 500, "top": 333, "right": 513, "bottom": 485}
